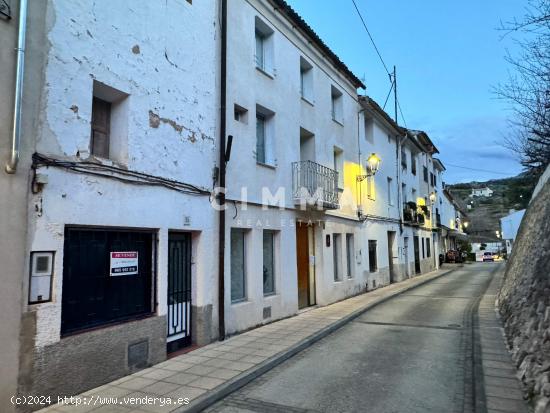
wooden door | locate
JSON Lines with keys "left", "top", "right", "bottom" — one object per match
{"left": 296, "top": 224, "right": 309, "bottom": 309}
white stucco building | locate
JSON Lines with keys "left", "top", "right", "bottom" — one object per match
{"left": 1, "top": 0, "right": 466, "bottom": 404}
{"left": 15, "top": 0, "right": 221, "bottom": 399}
{"left": 500, "top": 209, "right": 526, "bottom": 254}
{"left": 470, "top": 187, "right": 494, "bottom": 197}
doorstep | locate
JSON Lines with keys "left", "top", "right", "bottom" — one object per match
{"left": 39, "top": 265, "right": 457, "bottom": 413}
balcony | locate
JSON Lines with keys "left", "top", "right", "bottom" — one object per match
{"left": 292, "top": 161, "right": 339, "bottom": 210}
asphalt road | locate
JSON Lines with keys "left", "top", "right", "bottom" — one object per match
{"left": 205, "top": 263, "right": 501, "bottom": 413}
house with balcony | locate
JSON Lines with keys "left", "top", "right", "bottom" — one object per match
{"left": 224, "top": 0, "right": 366, "bottom": 334}
{"left": 402, "top": 130, "right": 440, "bottom": 274}
{"left": 357, "top": 97, "right": 407, "bottom": 287}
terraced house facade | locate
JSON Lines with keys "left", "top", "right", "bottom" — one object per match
{"left": 0, "top": 0, "right": 463, "bottom": 408}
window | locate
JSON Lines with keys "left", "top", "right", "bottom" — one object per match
{"left": 430, "top": 172, "right": 435, "bottom": 187}
{"left": 401, "top": 149, "right": 407, "bottom": 169}
{"left": 423, "top": 166, "right": 429, "bottom": 183}
{"left": 333, "top": 234, "right": 342, "bottom": 281}
{"left": 331, "top": 85, "right": 343, "bottom": 124}
{"left": 256, "top": 105, "right": 275, "bottom": 166}
{"left": 411, "top": 155, "right": 417, "bottom": 175}
{"left": 334, "top": 147, "right": 344, "bottom": 190}
{"left": 256, "top": 113, "right": 266, "bottom": 164}
{"left": 426, "top": 238, "right": 431, "bottom": 258}
{"left": 422, "top": 238, "right": 425, "bottom": 259}
{"left": 255, "top": 17, "right": 274, "bottom": 75}
{"left": 300, "top": 57, "right": 313, "bottom": 102}
{"left": 402, "top": 183, "right": 407, "bottom": 203}
{"left": 234, "top": 104, "right": 248, "bottom": 123}
{"left": 368, "top": 240, "right": 377, "bottom": 272}
{"left": 263, "top": 231, "right": 276, "bottom": 295}
{"left": 412, "top": 188, "right": 417, "bottom": 203}
{"left": 231, "top": 229, "right": 247, "bottom": 302}
{"left": 91, "top": 97, "right": 111, "bottom": 158}
{"left": 346, "top": 234, "right": 354, "bottom": 278}
{"left": 387, "top": 177, "right": 394, "bottom": 206}
{"left": 90, "top": 81, "right": 129, "bottom": 162}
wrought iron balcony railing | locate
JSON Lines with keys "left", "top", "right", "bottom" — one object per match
{"left": 292, "top": 160, "right": 339, "bottom": 210}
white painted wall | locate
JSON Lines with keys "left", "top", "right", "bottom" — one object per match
{"left": 27, "top": 0, "right": 220, "bottom": 347}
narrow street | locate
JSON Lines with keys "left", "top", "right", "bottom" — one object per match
{"left": 207, "top": 263, "right": 501, "bottom": 413}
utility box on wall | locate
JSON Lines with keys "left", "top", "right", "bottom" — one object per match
{"left": 29, "top": 251, "right": 54, "bottom": 304}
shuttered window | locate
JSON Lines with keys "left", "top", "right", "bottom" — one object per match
{"left": 91, "top": 97, "right": 111, "bottom": 158}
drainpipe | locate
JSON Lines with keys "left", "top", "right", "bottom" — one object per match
{"left": 356, "top": 108, "right": 365, "bottom": 215}
{"left": 217, "top": 0, "right": 227, "bottom": 341}
{"left": 5, "top": 0, "right": 28, "bottom": 174}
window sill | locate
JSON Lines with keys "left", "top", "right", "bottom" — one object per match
{"left": 263, "top": 292, "right": 277, "bottom": 298}
{"left": 332, "top": 118, "right": 344, "bottom": 126}
{"left": 301, "top": 96, "right": 314, "bottom": 106}
{"left": 256, "top": 65, "right": 275, "bottom": 79}
{"left": 231, "top": 299, "right": 249, "bottom": 306}
{"left": 257, "top": 161, "right": 277, "bottom": 170}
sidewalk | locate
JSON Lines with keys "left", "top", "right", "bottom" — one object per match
{"left": 40, "top": 266, "right": 456, "bottom": 413}
{"left": 475, "top": 267, "right": 529, "bottom": 413}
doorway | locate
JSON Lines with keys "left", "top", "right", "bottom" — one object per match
{"left": 387, "top": 231, "right": 396, "bottom": 283}
{"left": 413, "top": 235, "right": 421, "bottom": 274}
{"left": 296, "top": 223, "right": 315, "bottom": 309}
{"left": 167, "top": 232, "right": 192, "bottom": 353}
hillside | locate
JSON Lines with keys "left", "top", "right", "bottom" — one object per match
{"left": 447, "top": 174, "right": 538, "bottom": 242}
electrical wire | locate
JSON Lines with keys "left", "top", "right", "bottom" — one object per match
{"left": 382, "top": 81, "right": 394, "bottom": 110}
{"left": 443, "top": 162, "right": 512, "bottom": 176}
{"left": 32, "top": 153, "right": 211, "bottom": 196}
{"left": 350, "top": 0, "right": 391, "bottom": 78}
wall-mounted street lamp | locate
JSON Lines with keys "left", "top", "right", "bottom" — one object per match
{"left": 429, "top": 191, "right": 436, "bottom": 204}
{"left": 463, "top": 221, "right": 469, "bottom": 229}
{"left": 357, "top": 153, "right": 381, "bottom": 182}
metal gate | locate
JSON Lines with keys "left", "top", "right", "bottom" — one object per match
{"left": 167, "top": 232, "right": 192, "bottom": 352}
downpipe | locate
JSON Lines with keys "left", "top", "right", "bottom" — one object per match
{"left": 5, "top": 0, "right": 28, "bottom": 174}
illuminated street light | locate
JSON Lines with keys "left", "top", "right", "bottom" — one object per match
{"left": 357, "top": 153, "right": 381, "bottom": 181}
{"left": 429, "top": 192, "right": 436, "bottom": 204}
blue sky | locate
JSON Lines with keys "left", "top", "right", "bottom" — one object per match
{"left": 287, "top": 0, "right": 527, "bottom": 183}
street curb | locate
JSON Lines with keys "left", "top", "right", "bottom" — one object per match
{"left": 179, "top": 265, "right": 461, "bottom": 413}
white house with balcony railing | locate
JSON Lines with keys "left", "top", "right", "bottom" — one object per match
{"left": 224, "top": 0, "right": 369, "bottom": 334}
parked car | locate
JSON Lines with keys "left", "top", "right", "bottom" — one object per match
{"left": 482, "top": 251, "right": 494, "bottom": 262}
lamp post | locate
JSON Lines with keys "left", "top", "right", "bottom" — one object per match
{"left": 357, "top": 153, "right": 381, "bottom": 182}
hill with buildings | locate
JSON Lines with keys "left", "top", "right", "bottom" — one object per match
{"left": 447, "top": 174, "right": 537, "bottom": 242}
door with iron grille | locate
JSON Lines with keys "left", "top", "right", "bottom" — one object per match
{"left": 167, "top": 232, "right": 192, "bottom": 352}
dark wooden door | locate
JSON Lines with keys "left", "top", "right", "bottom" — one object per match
{"left": 296, "top": 224, "right": 309, "bottom": 309}
{"left": 413, "top": 236, "right": 421, "bottom": 274}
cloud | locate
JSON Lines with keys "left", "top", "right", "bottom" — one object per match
{"left": 415, "top": 115, "right": 522, "bottom": 183}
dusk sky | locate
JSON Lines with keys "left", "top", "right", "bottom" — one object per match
{"left": 287, "top": 0, "right": 528, "bottom": 183}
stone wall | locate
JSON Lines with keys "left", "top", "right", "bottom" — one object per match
{"left": 498, "top": 171, "right": 550, "bottom": 413}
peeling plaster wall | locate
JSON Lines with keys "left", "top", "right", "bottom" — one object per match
{"left": 23, "top": 0, "right": 220, "bottom": 396}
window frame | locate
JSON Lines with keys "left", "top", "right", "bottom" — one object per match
{"left": 368, "top": 240, "right": 378, "bottom": 273}
{"left": 262, "top": 230, "right": 276, "bottom": 296}
{"left": 333, "top": 233, "right": 342, "bottom": 281}
{"left": 346, "top": 234, "right": 354, "bottom": 279}
{"left": 230, "top": 229, "right": 247, "bottom": 303}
